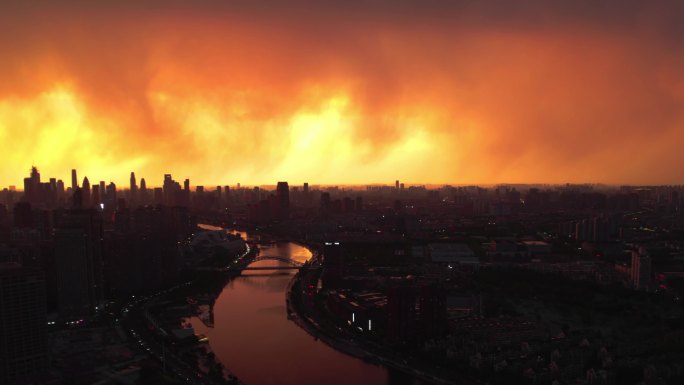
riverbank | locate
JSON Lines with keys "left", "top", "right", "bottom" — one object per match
{"left": 285, "top": 269, "right": 475, "bottom": 385}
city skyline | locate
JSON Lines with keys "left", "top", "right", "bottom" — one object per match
{"left": 2, "top": 1, "right": 684, "bottom": 186}
{"left": 6, "top": 164, "right": 684, "bottom": 193}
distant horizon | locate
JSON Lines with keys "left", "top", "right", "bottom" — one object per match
{"left": 4, "top": 166, "right": 684, "bottom": 192}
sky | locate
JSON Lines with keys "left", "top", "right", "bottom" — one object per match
{"left": 1, "top": 0, "right": 683, "bottom": 187}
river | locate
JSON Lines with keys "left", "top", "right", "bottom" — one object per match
{"left": 190, "top": 226, "right": 426, "bottom": 385}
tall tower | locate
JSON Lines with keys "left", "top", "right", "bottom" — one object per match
{"left": 631, "top": 248, "right": 652, "bottom": 290}
{"left": 140, "top": 178, "right": 147, "bottom": 205}
{"left": 71, "top": 169, "right": 78, "bottom": 190}
{"left": 276, "top": 182, "right": 290, "bottom": 220}
{"left": 30, "top": 166, "right": 40, "bottom": 185}
{"left": 82, "top": 177, "right": 91, "bottom": 208}
{"left": 91, "top": 185, "right": 100, "bottom": 206}
{"left": 129, "top": 172, "right": 137, "bottom": 203}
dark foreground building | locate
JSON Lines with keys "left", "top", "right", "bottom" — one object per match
{"left": 0, "top": 263, "right": 48, "bottom": 384}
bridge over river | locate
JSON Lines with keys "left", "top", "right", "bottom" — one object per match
{"left": 195, "top": 255, "right": 305, "bottom": 273}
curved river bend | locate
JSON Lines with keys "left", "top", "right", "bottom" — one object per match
{"left": 190, "top": 227, "right": 427, "bottom": 385}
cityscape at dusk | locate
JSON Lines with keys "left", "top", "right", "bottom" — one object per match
{"left": 2, "top": 1, "right": 684, "bottom": 385}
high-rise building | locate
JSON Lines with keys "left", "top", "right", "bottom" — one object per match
{"left": 129, "top": 172, "right": 137, "bottom": 203}
{"left": 72, "top": 187, "right": 83, "bottom": 209}
{"left": 53, "top": 209, "right": 103, "bottom": 319}
{"left": 82, "top": 177, "right": 91, "bottom": 208}
{"left": 162, "top": 174, "right": 182, "bottom": 205}
{"left": 22, "top": 166, "right": 41, "bottom": 205}
{"left": 184, "top": 179, "right": 190, "bottom": 191}
{"left": 56, "top": 179, "right": 65, "bottom": 199}
{"left": 320, "top": 192, "right": 331, "bottom": 218}
{"left": 106, "top": 182, "right": 117, "bottom": 207}
{"left": 71, "top": 169, "right": 78, "bottom": 190}
{"left": 387, "top": 285, "right": 417, "bottom": 341}
{"left": 91, "top": 185, "right": 100, "bottom": 206}
{"left": 0, "top": 263, "right": 49, "bottom": 384}
{"left": 631, "top": 248, "right": 652, "bottom": 290}
{"left": 55, "top": 228, "right": 96, "bottom": 319}
{"left": 30, "top": 166, "right": 40, "bottom": 186}
{"left": 276, "top": 182, "right": 290, "bottom": 220}
{"left": 140, "top": 178, "right": 147, "bottom": 205}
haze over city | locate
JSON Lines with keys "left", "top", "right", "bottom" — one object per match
{"left": 2, "top": 0, "right": 684, "bottom": 186}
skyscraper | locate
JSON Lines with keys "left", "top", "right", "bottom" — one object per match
{"left": 140, "top": 178, "right": 147, "bottom": 204}
{"left": 631, "top": 248, "right": 652, "bottom": 290}
{"left": 54, "top": 209, "right": 104, "bottom": 319}
{"left": 82, "top": 177, "right": 91, "bottom": 208}
{"left": 71, "top": 169, "right": 78, "bottom": 190}
{"left": 106, "top": 182, "right": 117, "bottom": 207}
{"left": 91, "top": 185, "right": 100, "bottom": 206}
{"left": 55, "top": 229, "right": 96, "bottom": 318}
{"left": 22, "top": 166, "right": 41, "bottom": 204}
{"left": 0, "top": 263, "right": 49, "bottom": 384}
{"left": 276, "top": 182, "right": 290, "bottom": 220}
{"left": 129, "top": 172, "right": 137, "bottom": 203}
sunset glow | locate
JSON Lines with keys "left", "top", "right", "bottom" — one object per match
{"left": 1, "top": 1, "right": 683, "bottom": 186}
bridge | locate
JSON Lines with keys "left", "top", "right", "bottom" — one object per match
{"left": 241, "top": 256, "right": 305, "bottom": 270}
{"left": 194, "top": 255, "right": 306, "bottom": 273}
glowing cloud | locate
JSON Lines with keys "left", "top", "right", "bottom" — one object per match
{"left": 1, "top": 1, "right": 683, "bottom": 186}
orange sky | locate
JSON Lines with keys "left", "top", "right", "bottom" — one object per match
{"left": 1, "top": 1, "right": 683, "bottom": 187}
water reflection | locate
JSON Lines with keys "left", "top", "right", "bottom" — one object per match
{"left": 190, "top": 227, "right": 426, "bottom": 385}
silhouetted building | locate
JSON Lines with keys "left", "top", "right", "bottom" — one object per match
{"left": 22, "top": 166, "right": 41, "bottom": 205}
{"left": 631, "top": 248, "right": 652, "bottom": 290}
{"left": 140, "top": 178, "right": 148, "bottom": 204}
{"left": 105, "top": 182, "right": 117, "bottom": 208}
{"left": 153, "top": 188, "right": 163, "bottom": 205}
{"left": 53, "top": 210, "right": 104, "bottom": 319}
{"left": 276, "top": 181, "right": 290, "bottom": 220}
{"left": 129, "top": 172, "right": 137, "bottom": 204}
{"left": 320, "top": 192, "right": 331, "bottom": 218}
{"left": 82, "top": 177, "right": 91, "bottom": 208}
{"left": 91, "top": 185, "right": 100, "bottom": 206}
{"left": 0, "top": 263, "right": 48, "bottom": 385}
{"left": 387, "top": 285, "right": 416, "bottom": 342}
{"left": 56, "top": 179, "right": 64, "bottom": 201}
{"left": 71, "top": 169, "right": 78, "bottom": 190}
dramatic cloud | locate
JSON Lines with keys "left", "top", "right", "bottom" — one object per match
{"left": 1, "top": 0, "right": 683, "bottom": 187}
